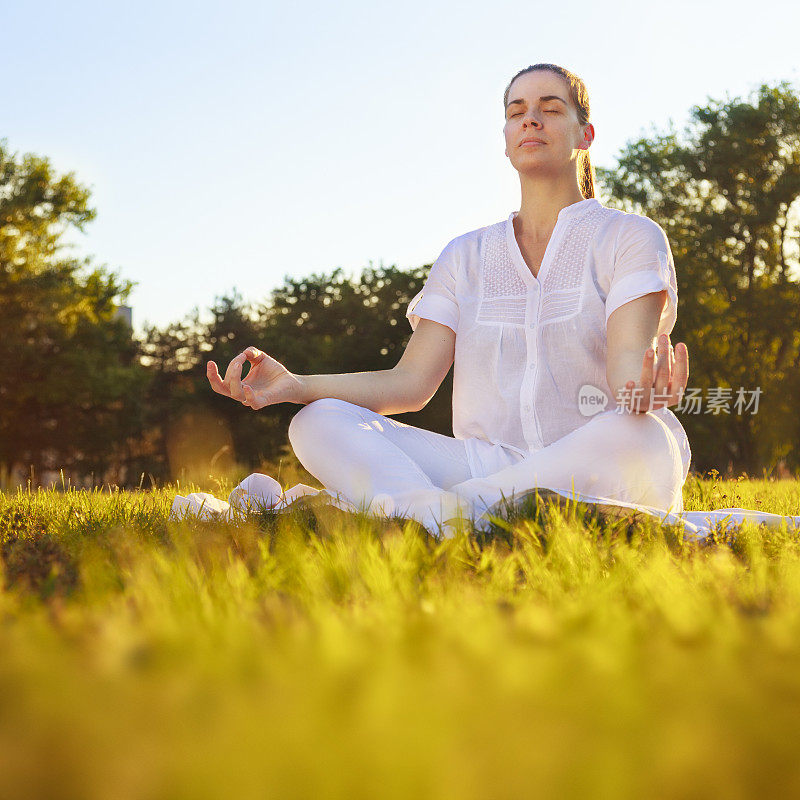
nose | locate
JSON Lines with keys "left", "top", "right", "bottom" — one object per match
{"left": 523, "top": 110, "right": 542, "bottom": 128}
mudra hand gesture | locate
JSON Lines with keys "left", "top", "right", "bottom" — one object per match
{"left": 206, "top": 348, "right": 303, "bottom": 409}
{"left": 617, "top": 333, "right": 689, "bottom": 414}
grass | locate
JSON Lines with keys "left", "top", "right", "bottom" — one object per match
{"left": 1, "top": 474, "right": 800, "bottom": 799}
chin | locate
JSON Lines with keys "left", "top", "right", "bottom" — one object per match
{"left": 511, "top": 159, "right": 552, "bottom": 177}
{"left": 511, "top": 150, "right": 549, "bottom": 164}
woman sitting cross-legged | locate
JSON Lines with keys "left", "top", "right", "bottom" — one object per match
{"left": 206, "top": 62, "right": 693, "bottom": 536}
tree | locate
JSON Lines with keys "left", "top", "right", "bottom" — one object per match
{"left": 0, "top": 140, "right": 149, "bottom": 484}
{"left": 597, "top": 81, "right": 800, "bottom": 475}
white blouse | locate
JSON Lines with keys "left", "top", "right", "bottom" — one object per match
{"left": 406, "top": 197, "right": 692, "bottom": 482}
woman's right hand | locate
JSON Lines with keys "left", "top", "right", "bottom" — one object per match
{"left": 206, "top": 347, "right": 305, "bottom": 409}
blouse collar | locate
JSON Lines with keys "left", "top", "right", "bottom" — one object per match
{"left": 504, "top": 198, "right": 600, "bottom": 287}
{"left": 508, "top": 197, "right": 599, "bottom": 227}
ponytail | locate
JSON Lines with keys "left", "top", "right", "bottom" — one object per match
{"left": 578, "top": 149, "right": 596, "bottom": 199}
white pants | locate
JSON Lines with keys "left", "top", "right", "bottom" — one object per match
{"left": 288, "top": 399, "right": 685, "bottom": 535}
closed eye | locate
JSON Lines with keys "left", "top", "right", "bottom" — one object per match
{"left": 508, "top": 110, "right": 558, "bottom": 118}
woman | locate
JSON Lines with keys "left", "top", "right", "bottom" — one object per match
{"left": 206, "top": 63, "right": 692, "bottom": 536}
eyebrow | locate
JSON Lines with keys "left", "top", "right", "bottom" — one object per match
{"left": 506, "top": 95, "right": 568, "bottom": 110}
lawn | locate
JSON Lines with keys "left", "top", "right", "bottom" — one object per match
{"left": 1, "top": 474, "right": 800, "bottom": 799}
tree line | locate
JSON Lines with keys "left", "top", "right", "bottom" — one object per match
{"left": 1, "top": 81, "right": 798, "bottom": 488}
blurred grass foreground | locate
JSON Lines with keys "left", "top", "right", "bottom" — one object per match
{"left": 2, "top": 476, "right": 800, "bottom": 799}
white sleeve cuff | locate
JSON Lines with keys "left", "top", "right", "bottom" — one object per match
{"left": 406, "top": 291, "right": 459, "bottom": 333}
{"left": 605, "top": 270, "right": 677, "bottom": 336}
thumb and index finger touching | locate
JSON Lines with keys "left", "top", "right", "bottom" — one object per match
{"left": 205, "top": 347, "right": 278, "bottom": 408}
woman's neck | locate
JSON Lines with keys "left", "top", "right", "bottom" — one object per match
{"left": 516, "top": 173, "right": 587, "bottom": 240}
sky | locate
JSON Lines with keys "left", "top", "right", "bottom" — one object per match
{"left": 4, "top": 0, "right": 799, "bottom": 339}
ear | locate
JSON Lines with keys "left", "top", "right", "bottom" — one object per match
{"left": 580, "top": 122, "right": 595, "bottom": 150}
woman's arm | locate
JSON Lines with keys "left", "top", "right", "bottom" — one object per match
{"left": 206, "top": 317, "right": 456, "bottom": 415}
{"left": 296, "top": 318, "right": 455, "bottom": 414}
{"left": 606, "top": 291, "right": 689, "bottom": 413}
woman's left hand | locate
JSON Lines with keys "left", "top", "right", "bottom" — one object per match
{"left": 618, "top": 333, "right": 689, "bottom": 413}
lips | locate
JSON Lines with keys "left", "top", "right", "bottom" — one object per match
{"left": 520, "top": 137, "right": 546, "bottom": 146}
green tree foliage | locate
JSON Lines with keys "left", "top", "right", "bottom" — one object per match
{"left": 0, "top": 140, "right": 149, "bottom": 483}
{"left": 597, "top": 81, "right": 800, "bottom": 475}
{"left": 139, "top": 292, "right": 306, "bottom": 483}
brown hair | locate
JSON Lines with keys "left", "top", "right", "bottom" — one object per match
{"left": 503, "top": 63, "right": 596, "bottom": 199}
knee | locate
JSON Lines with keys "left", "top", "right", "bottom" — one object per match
{"left": 591, "top": 410, "right": 682, "bottom": 507}
{"left": 288, "top": 398, "right": 358, "bottom": 448}
{"left": 592, "top": 409, "right": 669, "bottom": 449}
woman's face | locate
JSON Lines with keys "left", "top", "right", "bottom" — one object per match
{"left": 503, "top": 71, "right": 593, "bottom": 177}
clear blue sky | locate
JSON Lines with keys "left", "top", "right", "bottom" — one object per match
{"left": 4, "top": 0, "right": 799, "bottom": 338}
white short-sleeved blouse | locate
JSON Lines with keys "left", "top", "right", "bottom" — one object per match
{"left": 406, "top": 197, "right": 692, "bottom": 482}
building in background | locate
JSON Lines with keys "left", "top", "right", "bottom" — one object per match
{"left": 113, "top": 304, "right": 132, "bottom": 329}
